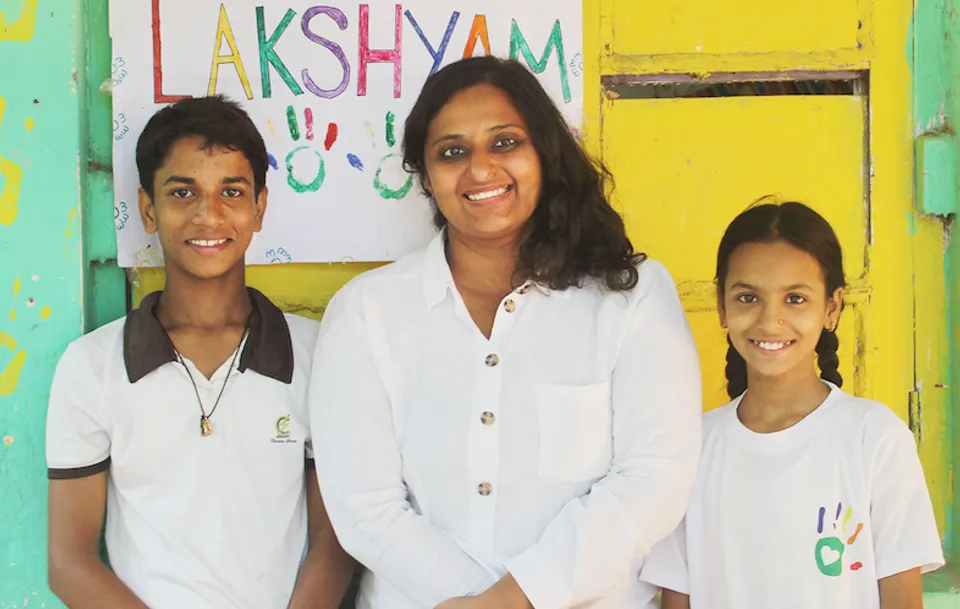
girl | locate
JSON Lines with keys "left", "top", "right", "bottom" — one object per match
{"left": 640, "top": 202, "right": 943, "bottom": 609}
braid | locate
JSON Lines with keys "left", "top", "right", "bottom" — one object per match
{"left": 725, "top": 335, "right": 748, "bottom": 399}
{"left": 816, "top": 329, "right": 842, "bottom": 387}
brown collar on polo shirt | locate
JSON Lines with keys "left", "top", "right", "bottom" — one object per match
{"left": 123, "top": 287, "right": 294, "bottom": 384}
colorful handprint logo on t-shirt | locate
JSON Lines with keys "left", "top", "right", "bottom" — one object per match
{"left": 815, "top": 502, "right": 864, "bottom": 576}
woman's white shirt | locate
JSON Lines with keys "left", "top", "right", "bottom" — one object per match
{"left": 311, "top": 233, "right": 703, "bottom": 609}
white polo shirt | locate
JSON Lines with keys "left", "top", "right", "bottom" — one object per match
{"left": 46, "top": 288, "right": 319, "bottom": 609}
{"left": 311, "top": 232, "right": 703, "bottom": 609}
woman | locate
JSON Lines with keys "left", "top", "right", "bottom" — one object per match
{"left": 311, "top": 56, "right": 702, "bottom": 609}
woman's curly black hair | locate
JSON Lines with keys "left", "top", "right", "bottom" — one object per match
{"left": 402, "top": 56, "right": 645, "bottom": 291}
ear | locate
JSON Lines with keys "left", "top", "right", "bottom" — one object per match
{"left": 824, "top": 286, "right": 843, "bottom": 332}
{"left": 253, "top": 186, "right": 268, "bottom": 233}
{"left": 422, "top": 175, "right": 433, "bottom": 197}
{"left": 138, "top": 187, "right": 158, "bottom": 234}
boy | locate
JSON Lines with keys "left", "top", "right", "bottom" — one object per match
{"left": 45, "top": 96, "right": 355, "bottom": 608}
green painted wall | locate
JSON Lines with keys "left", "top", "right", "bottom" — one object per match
{"left": 0, "top": 0, "right": 124, "bottom": 603}
{"left": 913, "top": 0, "right": 960, "bottom": 603}
{"left": 914, "top": 0, "right": 959, "bottom": 543}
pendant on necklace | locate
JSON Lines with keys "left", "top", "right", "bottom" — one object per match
{"left": 200, "top": 416, "right": 213, "bottom": 437}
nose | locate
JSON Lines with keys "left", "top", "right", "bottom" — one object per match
{"left": 757, "top": 300, "right": 785, "bottom": 333}
{"left": 467, "top": 148, "right": 497, "bottom": 182}
{"left": 192, "top": 194, "right": 225, "bottom": 228}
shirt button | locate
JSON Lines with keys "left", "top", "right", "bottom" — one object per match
{"left": 485, "top": 354, "right": 500, "bottom": 367}
{"left": 480, "top": 411, "right": 496, "bottom": 425}
{"left": 503, "top": 299, "right": 516, "bottom": 313}
{"left": 478, "top": 482, "right": 493, "bottom": 496}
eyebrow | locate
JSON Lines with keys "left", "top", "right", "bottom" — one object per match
{"left": 730, "top": 282, "right": 815, "bottom": 291}
{"left": 431, "top": 134, "right": 462, "bottom": 146}
{"left": 430, "top": 123, "right": 527, "bottom": 147}
{"left": 162, "top": 176, "right": 251, "bottom": 186}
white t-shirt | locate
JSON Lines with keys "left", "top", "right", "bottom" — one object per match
{"left": 639, "top": 383, "right": 944, "bottom": 609}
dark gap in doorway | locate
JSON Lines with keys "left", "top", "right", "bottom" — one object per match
{"left": 603, "top": 71, "right": 865, "bottom": 99}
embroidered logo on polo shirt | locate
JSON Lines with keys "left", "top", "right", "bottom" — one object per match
{"left": 271, "top": 415, "right": 297, "bottom": 444}
{"left": 276, "top": 415, "right": 291, "bottom": 438}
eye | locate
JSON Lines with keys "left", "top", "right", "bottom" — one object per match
{"left": 170, "top": 188, "right": 192, "bottom": 199}
{"left": 223, "top": 187, "right": 243, "bottom": 198}
{"left": 786, "top": 294, "right": 807, "bottom": 305}
{"left": 440, "top": 145, "right": 467, "bottom": 159}
{"left": 493, "top": 137, "right": 518, "bottom": 150}
{"left": 735, "top": 293, "right": 758, "bottom": 304}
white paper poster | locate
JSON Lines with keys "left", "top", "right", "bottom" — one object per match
{"left": 109, "top": 1, "right": 584, "bottom": 267}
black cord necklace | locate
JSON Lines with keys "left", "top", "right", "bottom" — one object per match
{"left": 162, "top": 309, "right": 254, "bottom": 437}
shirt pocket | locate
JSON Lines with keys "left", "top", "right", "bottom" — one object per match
{"left": 535, "top": 381, "right": 613, "bottom": 482}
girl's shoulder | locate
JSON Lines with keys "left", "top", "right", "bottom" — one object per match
{"left": 827, "top": 387, "right": 912, "bottom": 439}
{"left": 701, "top": 399, "right": 739, "bottom": 439}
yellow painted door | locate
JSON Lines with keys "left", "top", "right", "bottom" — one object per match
{"left": 587, "top": 0, "right": 948, "bottom": 532}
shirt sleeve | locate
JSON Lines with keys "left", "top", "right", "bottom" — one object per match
{"left": 868, "top": 411, "right": 944, "bottom": 578}
{"left": 310, "top": 287, "right": 497, "bottom": 607}
{"left": 46, "top": 341, "right": 112, "bottom": 479}
{"left": 639, "top": 517, "right": 690, "bottom": 595}
{"left": 505, "top": 262, "right": 703, "bottom": 609}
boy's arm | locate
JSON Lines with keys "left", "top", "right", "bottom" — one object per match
{"left": 48, "top": 473, "right": 149, "bottom": 609}
{"left": 878, "top": 568, "right": 923, "bottom": 609}
{"left": 288, "top": 468, "right": 358, "bottom": 609}
{"left": 661, "top": 590, "right": 691, "bottom": 609}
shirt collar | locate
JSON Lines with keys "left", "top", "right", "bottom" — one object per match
{"left": 123, "top": 287, "right": 294, "bottom": 384}
{"left": 421, "top": 230, "right": 456, "bottom": 309}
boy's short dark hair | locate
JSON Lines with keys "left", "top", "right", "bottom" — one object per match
{"left": 136, "top": 95, "right": 268, "bottom": 199}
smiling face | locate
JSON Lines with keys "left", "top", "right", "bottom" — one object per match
{"left": 422, "top": 83, "right": 542, "bottom": 245}
{"left": 720, "top": 240, "right": 843, "bottom": 385}
{"left": 138, "top": 136, "right": 267, "bottom": 281}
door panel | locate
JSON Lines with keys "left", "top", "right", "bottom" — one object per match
{"left": 605, "top": 0, "right": 862, "bottom": 56}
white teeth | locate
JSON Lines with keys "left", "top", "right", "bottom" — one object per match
{"left": 189, "top": 238, "right": 227, "bottom": 247}
{"left": 754, "top": 340, "right": 791, "bottom": 351}
{"left": 466, "top": 185, "right": 510, "bottom": 201}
